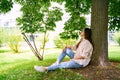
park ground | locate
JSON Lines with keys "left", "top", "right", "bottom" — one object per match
{"left": 0, "top": 46, "right": 120, "bottom": 80}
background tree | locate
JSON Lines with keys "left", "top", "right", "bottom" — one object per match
{"left": 16, "top": 0, "right": 63, "bottom": 60}
{"left": 0, "top": 0, "right": 13, "bottom": 46}
{"left": 0, "top": 0, "right": 13, "bottom": 13}
{"left": 108, "top": 0, "right": 120, "bottom": 31}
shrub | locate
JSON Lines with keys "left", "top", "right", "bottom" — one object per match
{"left": 113, "top": 31, "right": 120, "bottom": 46}
{"left": 8, "top": 35, "right": 22, "bottom": 53}
{"left": 7, "top": 28, "right": 22, "bottom": 53}
{"left": 54, "top": 36, "right": 77, "bottom": 48}
{"left": 37, "top": 33, "right": 49, "bottom": 49}
{"left": 0, "top": 28, "right": 7, "bottom": 47}
{"left": 0, "top": 27, "right": 22, "bottom": 53}
{"left": 54, "top": 37, "right": 64, "bottom": 48}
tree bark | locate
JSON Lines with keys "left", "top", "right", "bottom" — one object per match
{"left": 91, "top": 0, "right": 109, "bottom": 66}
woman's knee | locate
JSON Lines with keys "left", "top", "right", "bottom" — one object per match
{"left": 66, "top": 48, "right": 72, "bottom": 53}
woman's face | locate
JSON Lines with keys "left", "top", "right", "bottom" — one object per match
{"left": 80, "top": 30, "right": 85, "bottom": 38}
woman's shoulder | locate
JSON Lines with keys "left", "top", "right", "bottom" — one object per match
{"left": 84, "top": 39, "right": 92, "bottom": 46}
{"left": 83, "top": 39, "right": 90, "bottom": 43}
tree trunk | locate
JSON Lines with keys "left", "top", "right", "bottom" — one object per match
{"left": 91, "top": 0, "right": 109, "bottom": 66}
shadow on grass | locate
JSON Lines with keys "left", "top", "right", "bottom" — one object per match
{"left": 109, "top": 58, "right": 120, "bottom": 62}
{"left": 0, "top": 58, "right": 87, "bottom": 80}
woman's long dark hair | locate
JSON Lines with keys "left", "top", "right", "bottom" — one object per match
{"left": 76, "top": 28, "right": 92, "bottom": 48}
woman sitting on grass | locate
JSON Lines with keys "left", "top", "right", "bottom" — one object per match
{"left": 34, "top": 28, "right": 93, "bottom": 72}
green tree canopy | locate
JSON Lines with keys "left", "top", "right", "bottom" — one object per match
{"left": 108, "top": 0, "right": 120, "bottom": 31}
{"left": 0, "top": 0, "right": 13, "bottom": 13}
{"left": 60, "top": 0, "right": 91, "bottom": 39}
{"left": 59, "top": 0, "right": 120, "bottom": 39}
{"left": 16, "top": 0, "right": 63, "bottom": 33}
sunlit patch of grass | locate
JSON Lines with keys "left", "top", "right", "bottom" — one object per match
{"left": 108, "top": 46, "right": 120, "bottom": 62}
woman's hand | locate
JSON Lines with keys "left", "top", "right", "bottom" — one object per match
{"left": 73, "top": 55, "right": 84, "bottom": 60}
{"left": 62, "top": 47, "right": 66, "bottom": 53}
{"left": 62, "top": 46, "right": 71, "bottom": 53}
{"left": 66, "top": 46, "right": 71, "bottom": 49}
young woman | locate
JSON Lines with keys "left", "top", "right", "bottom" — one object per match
{"left": 34, "top": 28, "right": 93, "bottom": 72}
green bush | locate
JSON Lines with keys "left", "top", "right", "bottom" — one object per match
{"left": 54, "top": 36, "right": 77, "bottom": 48}
{"left": 37, "top": 33, "right": 49, "bottom": 49}
{"left": 54, "top": 37, "right": 64, "bottom": 48}
{"left": 113, "top": 31, "right": 120, "bottom": 46}
{"left": 8, "top": 35, "right": 22, "bottom": 53}
{"left": 7, "top": 28, "right": 22, "bottom": 53}
{"left": 0, "top": 27, "right": 22, "bottom": 53}
{"left": 0, "top": 41, "right": 2, "bottom": 47}
{"left": 0, "top": 28, "right": 7, "bottom": 47}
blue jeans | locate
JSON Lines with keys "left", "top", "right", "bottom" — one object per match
{"left": 48, "top": 48, "right": 83, "bottom": 71}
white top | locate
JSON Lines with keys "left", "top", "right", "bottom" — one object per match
{"left": 71, "top": 39, "right": 93, "bottom": 67}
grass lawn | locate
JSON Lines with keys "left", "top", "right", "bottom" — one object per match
{"left": 0, "top": 48, "right": 87, "bottom": 80}
{"left": 0, "top": 46, "right": 120, "bottom": 80}
{"left": 108, "top": 45, "right": 120, "bottom": 62}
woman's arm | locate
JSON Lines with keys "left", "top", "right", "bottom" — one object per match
{"left": 73, "top": 41, "right": 93, "bottom": 60}
{"left": 73, "top": 55, "right": 84, "bottom": 60}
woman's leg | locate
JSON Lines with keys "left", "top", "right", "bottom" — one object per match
{"left": 34, "top": 48, "right": 75, "bottom": 72}
{"left": 56, "top": 48, "right": 74, "bottom": 63}
{"left": 47, "top": 60, "right": 83, "bottom": 71}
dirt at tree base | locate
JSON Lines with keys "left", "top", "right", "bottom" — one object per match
{"left": 70, "top": 62, "right": 120, "bottom": 80}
